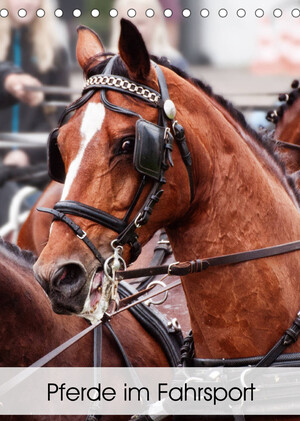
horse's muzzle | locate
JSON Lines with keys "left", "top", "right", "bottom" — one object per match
{"left": 50, "top": 263, "right": 87, "bottom": 298}
{"left": 34, "top": 260, "right": 91, "bottom": 315}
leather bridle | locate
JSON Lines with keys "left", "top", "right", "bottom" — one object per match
{"left": 38, "top": 55, "right": 194, "bottom": 266}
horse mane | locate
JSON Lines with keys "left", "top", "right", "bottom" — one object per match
{"left": 0, "top": 238, "right": 37, "bottom": 270}
{"left": 87, "top": 55, "right": 300, "bottom": 205}
{"left": 266, "top": 80, "right": 300, "bottom": 125}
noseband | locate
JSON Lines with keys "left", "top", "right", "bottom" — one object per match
{"left": 38, "top": 56, "right": 194, "bottom": 266}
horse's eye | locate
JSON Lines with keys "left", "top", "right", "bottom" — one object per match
{"left": 120, "top": 138, "right": 134, "bottom": 154}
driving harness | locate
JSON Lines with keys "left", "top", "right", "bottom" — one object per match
{"left": 38, "top": 55, "right": 194, "bottom": 265}
{"left": 37, "top": 55, "right": 300, "bottom": 415}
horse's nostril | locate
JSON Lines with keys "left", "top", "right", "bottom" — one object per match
{"left": 51, "top": 263, "right": 86, "bottom": 298}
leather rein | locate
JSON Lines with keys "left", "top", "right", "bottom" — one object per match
{"left": 116, "top": 239, "right": 300, "bottom": 280}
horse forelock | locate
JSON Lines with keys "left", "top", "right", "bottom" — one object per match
{"left": 0, "top": 239, "right": 37, "bottom": 271}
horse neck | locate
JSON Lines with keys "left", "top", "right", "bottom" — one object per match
{"left": 166, "top": 84, "right": 300, "bottom": 359}
{"left": 275, "top": 97, "right": 300, "bottom": 145}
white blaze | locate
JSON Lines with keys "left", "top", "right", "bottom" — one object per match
{"left": 61, "top": 102, "right": 105, "bottom": 200}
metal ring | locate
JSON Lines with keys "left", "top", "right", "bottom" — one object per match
{"left": 111, "top": 239, "right": 123, "bottom": 252}
{"left": 145, "top": 280, "right": 168, "bottom": 306}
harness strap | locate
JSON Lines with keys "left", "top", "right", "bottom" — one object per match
{"left": 134, "top": 230, "right": 172, "bottom": 291}
{"left": 256, "top": 312, "right": 300, "bottom": 367}
{"left": 189, "top": 353, "right": 300, "bottom": 367}
{"left": 116, "top": 184, "right": 164, "bottom": 246}
{"left": 181, "top": 313, "right": 300, "bottom": 368}
{"left": 58, "top": 90, "right": 95, "bottom": 127}
{"left": 123, "top": 176, "right": 147, "bottom": 223}
{"left": 37, "top": 207, "right": 105, "bottom": 265}
{"left": 104, "top": 322, "right": 133, "bottom": 367}
{"left": 172, "top": 121, "right": 194, "bottom": 202}
{"left": 86, "top": 325, "right": 103, "bottom": 421}
{"left": 117, "top": 240, "right": 300, "bottom": 280}
{"left": 93, "top": 325, "right": 102, "bottom": 369}
{"left": 53, "top": 201, "right": 127, "bottom": 233}
{"left": 154, "top": 63, "right": 169, "bottom": 128}
{"left": 86, "top": 320, "right": 134, "bottom": 421}
{"left": 271, "top": 138, "right": 300, "bottom": 152}
{"left": 100, "top": 56, "right": 143, "bottom": 120}
{"left": 118, "top": 281, "right": 183, "bottom": 367}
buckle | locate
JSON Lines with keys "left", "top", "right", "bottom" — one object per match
{"left": 77, "top": 230, "right": 87, "bottom": 240}
{"left": 168, "top": 261, "right": 179, "bottom": 275}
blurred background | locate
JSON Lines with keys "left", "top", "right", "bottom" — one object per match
{"left": 1, "top": 0, "right": 300, "bottom": 239}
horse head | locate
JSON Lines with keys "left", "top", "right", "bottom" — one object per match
{"left": 34, "top": 20, "right": 192, "bottom": 319}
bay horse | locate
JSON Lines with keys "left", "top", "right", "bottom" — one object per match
{"left": 33, "top": 18, "right": 300, "bottom": 390}
{"left": 0, "top": 238, "right": 173, "bottom": 421}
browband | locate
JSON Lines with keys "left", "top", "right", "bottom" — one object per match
{"left": 83, "top": 74, "right": 162, "bottom": 107}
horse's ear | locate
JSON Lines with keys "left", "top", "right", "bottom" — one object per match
{"left": 119, "top": 18, "right": 151, "bottom": 81}
{"left": 76, "top": 25, "right": 106, "bottom": 74}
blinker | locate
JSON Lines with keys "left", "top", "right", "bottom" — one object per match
{"left": 133, "top": 119, "right": 166, "bottom": 181}
{"left": 47, "top": 128, "right": 66, "bottom": 184}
